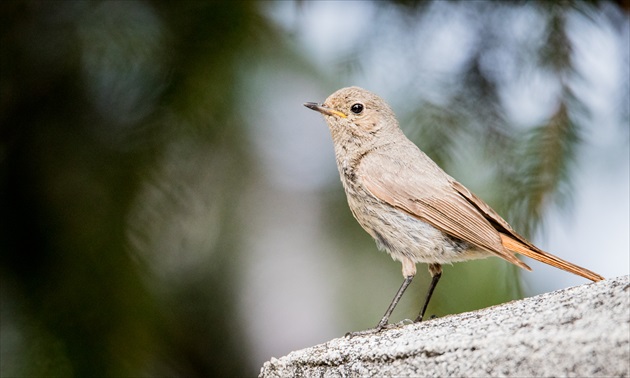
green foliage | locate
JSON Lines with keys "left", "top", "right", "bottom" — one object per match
{"left": 1, "top": 1, "right": 266, "bottom": 376}
{"left": 501, "top": 103, "right": 581, "bottom": 236}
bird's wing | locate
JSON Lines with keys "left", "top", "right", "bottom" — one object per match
{"left": 359, "top": 149, "right": 529, "bottom": 269}
{"left": 449, "top": 180, "right": 535, "bottom": 249}
{"left": 450, "top": 179, "right": 603, "bottom": 281}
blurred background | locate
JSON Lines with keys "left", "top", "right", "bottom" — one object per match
{"left": 1, "top": 0, "right": 628, "bottom": 376}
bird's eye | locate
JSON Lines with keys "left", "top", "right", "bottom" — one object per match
{"left": 350, "top": 103, "right": 364, "bottom": 114}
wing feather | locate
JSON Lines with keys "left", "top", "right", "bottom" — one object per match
{"left": 450, "top": 180, "right": 535, "bottom": 249}
{"left": 359, "top": 150, "right": 529, "bottom": 269}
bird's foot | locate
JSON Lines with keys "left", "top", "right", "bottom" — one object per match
{"left": 345, "top": 319, "right": 413, "bottom": 338}
{"left": 414, "top": 314, "right": 438, "bottom": 323}
{"left": 344, "top": 328, "right": 381, "bottom": 338}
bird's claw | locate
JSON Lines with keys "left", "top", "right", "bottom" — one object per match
{"left": 345, "top": 319, "right": 414, "bottom": 338}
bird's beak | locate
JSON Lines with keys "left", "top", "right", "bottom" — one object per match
{"left": 303, "top": 102, "right": 347, "bottom": 118}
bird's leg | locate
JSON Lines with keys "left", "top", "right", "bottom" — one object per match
{"left": 375, "top": 257, "right": 417, "bottom": 329}
{"left": 345, "top": 275, "right": 413, "bottom": 338}
{"left": 375, "top": 274, "right": 414, "bottom": 330}
{"left": 415, "top": 263, "right": 442, "bottom": 322}
{"left": 346, "top": 259, "right": 416, "bottom": 338}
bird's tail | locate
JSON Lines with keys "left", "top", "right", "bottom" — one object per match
{"left": 500, "top": 233, "right": 604, "bottom": 282}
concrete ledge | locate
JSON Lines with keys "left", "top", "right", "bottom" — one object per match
{"left": 260, "top": 275, "right": 629, "bottom": 377}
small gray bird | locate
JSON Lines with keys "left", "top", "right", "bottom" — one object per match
{"left": 304, "top": 86, "right": 603, "bottom": 333}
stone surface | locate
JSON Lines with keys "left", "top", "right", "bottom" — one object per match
{"left": 259, "top": 275, "right": 630, "bottom": 377}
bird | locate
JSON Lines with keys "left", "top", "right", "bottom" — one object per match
{"left": 303, "top": 86, "right": 604, "bottom": 334}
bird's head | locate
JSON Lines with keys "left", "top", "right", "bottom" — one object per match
{"left": 304, "top": 86, "right": 399, "bottom": 146}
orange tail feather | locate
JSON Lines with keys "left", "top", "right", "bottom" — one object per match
{"left": 500, "top": 233, "right": 604, "bottom": 282}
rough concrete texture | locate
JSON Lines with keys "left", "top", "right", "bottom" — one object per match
{"left": 260, "top": 275, "right": 629, "bottom": 377}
